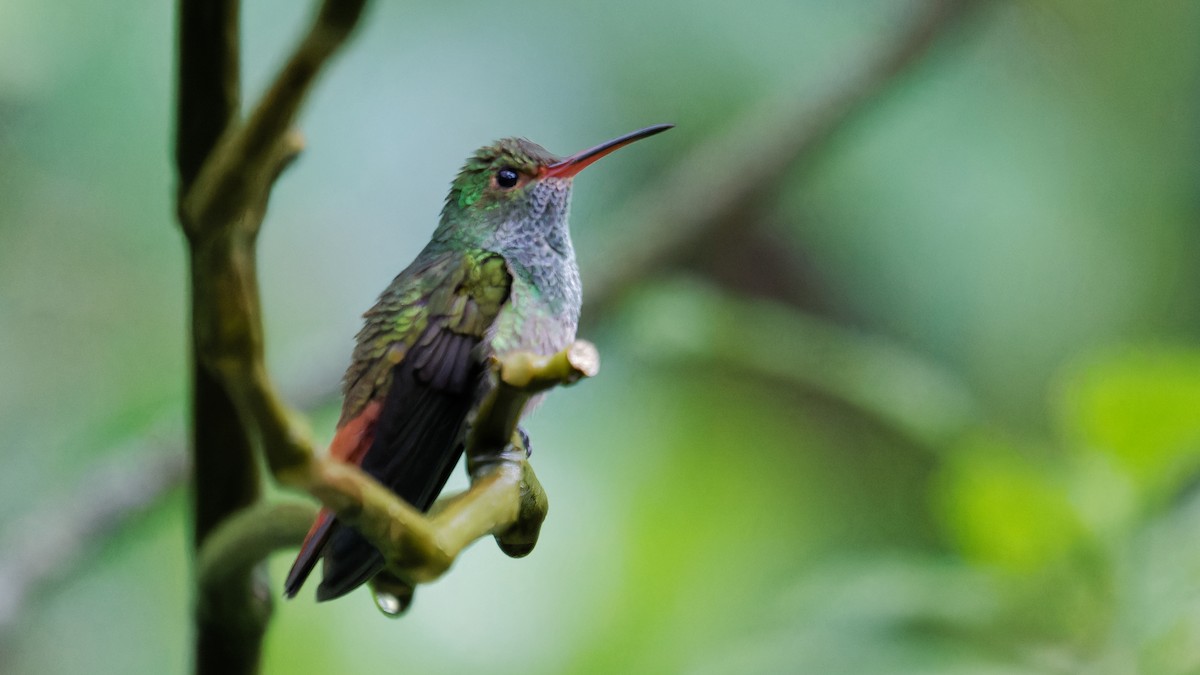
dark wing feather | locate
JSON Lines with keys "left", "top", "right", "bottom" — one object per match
{"left": 316, "top": 357, "right": 473, "bottom": 600}
{"left": 293, "top": 250, "right": 511, "bottom": 602}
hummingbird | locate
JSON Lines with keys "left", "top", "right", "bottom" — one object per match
{"left": 284, "top": 124, "right": 673, "bottom": 603}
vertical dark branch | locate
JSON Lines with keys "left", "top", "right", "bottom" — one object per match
{"left": 177, "top": 0, "right": 255, "bottom": 550}
{"left": 177, "top": 0, "right": 240, "bottom": 191}
{"left": 190, "top": 333, "right": 263, "bottom": 549}
{"left": 187, "top": 242, "right": 270, "bottom": 675}
{"left": 176, "top": 2, "right": 371, "bottom": 671}
{"left": 176, "top": 2, "right": 270, "bottom": 674}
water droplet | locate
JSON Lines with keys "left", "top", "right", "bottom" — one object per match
{"left": 374, "top": 592, "right": 403, "bottom": 616}
{"left": 371, "top": 583, "right": 414, "bottom": 617}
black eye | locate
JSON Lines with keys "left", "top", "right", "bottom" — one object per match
{"left": 496, "top": 168, "right": 519, "bottom": 188}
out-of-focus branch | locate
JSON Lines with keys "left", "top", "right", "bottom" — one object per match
{"left": 0, "top": 428, "right": 187, "bottom": 640}
{"left": 584, "top": 0, "right": 984, "bottom": 319}
{"left": 176, "top": 0, "right": 264, "bottom": 672}
{"left": 0, "top": 364, "right": 343, "bottom": 644}
{"left": 176, "top": 0, "right": 240, "bottom": 192}
{"left": 196, "top": 502, "right": 317, "bottom": 601}
{"left": 626, "top": 278, "right": 983, "bottom": 450}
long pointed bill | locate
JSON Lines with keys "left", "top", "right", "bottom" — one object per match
{"left": 541, "top": 123, "right": 674, "bottom": 179}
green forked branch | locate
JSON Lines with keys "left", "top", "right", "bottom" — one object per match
{"left": 195, "top": 343, "right": 597, "bottom": 603}
{"left": 176, "top": 0, "right": 595, "bottom": 672}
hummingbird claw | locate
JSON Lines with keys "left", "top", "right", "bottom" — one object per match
{"left": 517, "top": 426, "right": 532, "bottom": 458}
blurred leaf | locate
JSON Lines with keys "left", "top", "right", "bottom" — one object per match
{"left": 934, "top": 435, "right": 1083, "bottom": 573}
{"left": 1090, "top": 486, "right": 1200, "bottom": 674}
{"left": 1056, "top": 347, "right": 1200, "bottom": 502}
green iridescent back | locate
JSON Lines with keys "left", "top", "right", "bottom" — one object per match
{"left": 342, "top": 137, "right": 582, "bottom": 425}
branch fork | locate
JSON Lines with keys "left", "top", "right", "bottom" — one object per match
{"left": 197, "top": 342, "right": 597, "bottom": 608}
{"left": 175, "top": 0, "right": 598, "bottom": 662}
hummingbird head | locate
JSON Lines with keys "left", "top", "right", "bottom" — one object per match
{"left": 434, "top": 124, "right": 673, "bottom": 256}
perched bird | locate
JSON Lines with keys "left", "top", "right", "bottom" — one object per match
{"left": 284, "top": 124, "right": 672, "bottom": 603}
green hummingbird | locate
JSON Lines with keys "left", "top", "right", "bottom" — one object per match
{"left": 284, "top": 124, "right": 672, "bottom": 603}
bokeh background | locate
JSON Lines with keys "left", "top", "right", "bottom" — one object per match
{"left": 2, "top": 0, "right": 1199, "bottom": 673}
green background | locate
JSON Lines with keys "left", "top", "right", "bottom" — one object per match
{"left": 2, "top": 0, "right": 1199, "bottom": 672}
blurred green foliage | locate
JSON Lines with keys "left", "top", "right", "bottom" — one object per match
{"left": 1, "top": 0, "right": 1198, "bottom": 673}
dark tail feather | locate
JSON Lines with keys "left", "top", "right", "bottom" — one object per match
{"left": 315, "top": 377, "right": 471, "bottom": 600}
{"left": 316, "top": 542, "right": 385, "bottom": 602}
{"left": 284, "top": 510, "right": 334, "bottom": 598}
{"left": 314, "top": 440, "right": 465, "bottom": 602}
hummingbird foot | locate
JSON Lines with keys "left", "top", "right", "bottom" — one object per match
{"left": 516, "top": 426, "right": 532, "bottom": 458}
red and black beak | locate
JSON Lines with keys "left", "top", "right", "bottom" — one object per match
{"left": 541, "top": 123, "right": 673, "bottom": 179}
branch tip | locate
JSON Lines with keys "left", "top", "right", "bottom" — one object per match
{"left": 567, "top": 340, "right": 601, "bottom": 379}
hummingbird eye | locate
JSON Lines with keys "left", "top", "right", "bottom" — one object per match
{"left": 495, "top": 168, "right": 520, "bottom": 189}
